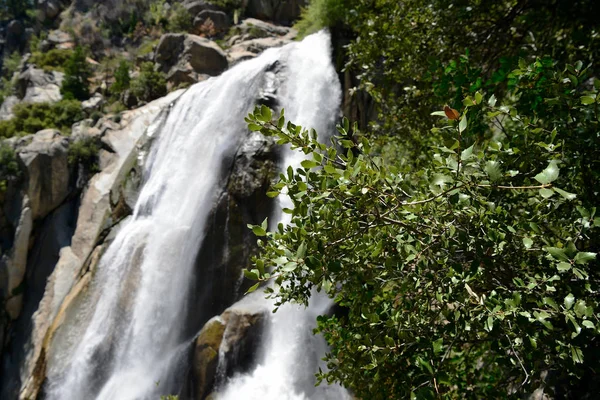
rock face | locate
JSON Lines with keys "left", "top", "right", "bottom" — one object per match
{"left": 194, "top": 302, "right": 268, "bottom": 400}
{"left": 0, "top": 129, "right": 69, "bottom": 319}
{"left": 155, "top": 33, "right": 228, "bottom": 87}
{"left": 0, "top": 66, "right": 66, "bottom": 121}
{"left": 15, "top": 90, "right": 185, "bottom": 400}
{"left": 226, "top": 19, "right": 297, "bottom": 65}
{"left": 17, "top": 129, "right": 70, "bottom": 221}
{"left": 245, "top": 0, "right": 308, "bottom": 25}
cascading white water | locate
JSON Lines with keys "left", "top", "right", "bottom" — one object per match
{"left": 217, "top": 33, "right": 350, "bottom": 400}
{"left": 45, "top": 31, "right": 347, "bottom": 400}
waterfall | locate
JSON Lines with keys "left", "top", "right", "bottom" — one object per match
{"left": 44, "top": 31, "right": 345, "bottom": 400}
{"left": 216, "top": 32, "right": 350, "bottom": 400}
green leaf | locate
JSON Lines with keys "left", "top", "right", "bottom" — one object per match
{"left": 553, "top": 187, "right": 576, "bottom": 200}
{"left": 534, "top": 160, "right": 559, "bottom": 184}
{"left": 484, "top": 161, "right": 502, "bottom": 181}
{"left": 545, "top": 247, "right": 569, "bottom": 261}
{"left": 564, "top": 293, "right": 575, "bottom": 310}
{"left": 433, "top": 338, "right": 443, "bottom": 354}
{"left": 459, "top": 114, "right": 467, "bottom": 133}
{"left": 461, "top": 144, "right": 474, "bottom": 160}
{"left": 475, "top": 91, "right": 483, "bottom": 104}
{"left": 557, "top": 262, "right": 571, "bottom": 272}
{"left": 539, "top": 188, "right": 554, "bottom": 198}
{"left": 251, "top": 225, "right": 266, "bottom": 236}
{"left": 260, "top": 105, "right": 272, "bottom": 121}
{"left": 243, "top": 269, "right": 259, "bottom": 280}
{"left": 281, "top": 262, "right": 298, "bottom": 272}
{"left": 488, "top": 94, "right": 497, "bottom": 107}
{"left": 431, "top": 111, "right": 447, "bottom": 117}
{"left": 301, "top": 159, "right": 319, "bottom": 169}
{"left": 581, "top": 96, "right": 596, "bottom": 105}
{"left": 245, "top": 282, "right": 260, "bottom": 294}
{"left": 296, "top": 241, "right": 307, "bottom": 259}
{"left": 574, "top": 252, "right": 596, "bottom": 265}
{"left": 571, "top": 346, "right": 584, "bottom": 364}
{"left": 248, "top": 123, "right": 262, "bottom": 131}
{"left": 522, "top": 237, "right": 533, "bottom": 249}
{"left": 582, "top": 320, "right": 595, "bottom": 329}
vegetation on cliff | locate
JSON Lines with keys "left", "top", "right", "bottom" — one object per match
{"left": 246, "top": 0, "right": 600, "bottom": 398}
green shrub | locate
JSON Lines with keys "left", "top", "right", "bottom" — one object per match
{"left": 294, "top": 0, "right": 346, "bottom": 38}
{"left": 166, "top": 2, "right": 192, "bottom": 33}
{"left": 3, "top": 51, "right": 21, "bottom": 77}
{"left": 246, "top": 59, "right": 600, "bottom": 397}
{"left": 29, "top": 49, "right": 73, "bottom": 72}
{"left": 68, "top": 136, "right": 99, "bottom": 172}
{"left": 131, "top": 62, "right": 166, "bottom": 103}
{"left": 0, "top": 100, "right": 84, "bottom": 138}
{"left": 111, "top": 60, "right": 131, "bottom": 96}
{"left": 0, "top": 142, "right": 20, "bottom": 192}
{"left": 61, "top": 46, "right": 92, "bottom": 101}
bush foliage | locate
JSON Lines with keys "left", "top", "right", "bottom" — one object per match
{"left": 247, "top": 0, "right": 600, "bottom": 398}
{"left": 0, "top": 100, "right": 84, "bottom": 138}
{"left": 131, "top": 62, "right": 166, "bottom": 103}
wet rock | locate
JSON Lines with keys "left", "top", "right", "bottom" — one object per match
{"left": 18, "top": 90, "right": 185, "bottom": 400}
{"left": 194, "top": 304, "right": 267, "bottom": 400}
{"left": 227, "top": 36, "right": 292, "bottom": 65}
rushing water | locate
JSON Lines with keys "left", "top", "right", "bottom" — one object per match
{"left": 45, "top": 31, "right": 346, "bottom": 400}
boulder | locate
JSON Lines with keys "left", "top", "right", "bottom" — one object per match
{"left": 47, "top": 30, "right": 75, "bottom": 50}
{"left": 0, "top": 96, "right": 20, "bottom": 121}
{"left": 6, "top": 20, "right": 24, "bottom": 51}
{"left": 185, "top": 35, "right": 229, "bottom": 75}
{"left": 193, "top": 10, "right": 230, "bottom": 36}
{"left": 155, "top": 34, "right": 228, "bottom": 85}
{"left": 37, "top": 0, "right": 68, "bottom": 22}
{"left": 16, "top": 66, "right": 64, "bottom": 103}
{"left": 194, "top": 304, "right": 267, "bottom": 399}
{"left": 184, "top": 0, "right": 222, "bottom": 16}
{"left": 245, "top": 0, "right": 308, "bottom": 25}
{"left": 232, "top": 18, "right": 293, "bottom": 42}
{"left": 81, "top": 93, "right": 104, "bottom": 113}
{"left": 227, "top": 36, "right": 292, "bottom": 64}
{"left": 17, "top": 129, "right": 70, "bottom": 221}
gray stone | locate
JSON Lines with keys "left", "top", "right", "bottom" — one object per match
{"left": 81, "top": 93, "right": 105, "bottom": 113}
{"left": 155, "top": 33, "right": 228, "bottom": 82}
{"left": 245, "top": 0, "right": 307, "bottom": 25}
{"left": 37, "top": 0, "right": 67, "bottom": 22}
{"left": 184, "top": 0, "right": 222, "bottom": 16}
{"left": 0, "top": 96, "right": 20, "bottom": 121}
{"left": 16, "top": 66, "right": 64, "bottom": 103}
{"left": 193, "top": 10, "right": 230, "bottom": 35}
{"left": 17, "top": 130, "right": 70, "bottom": 221}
